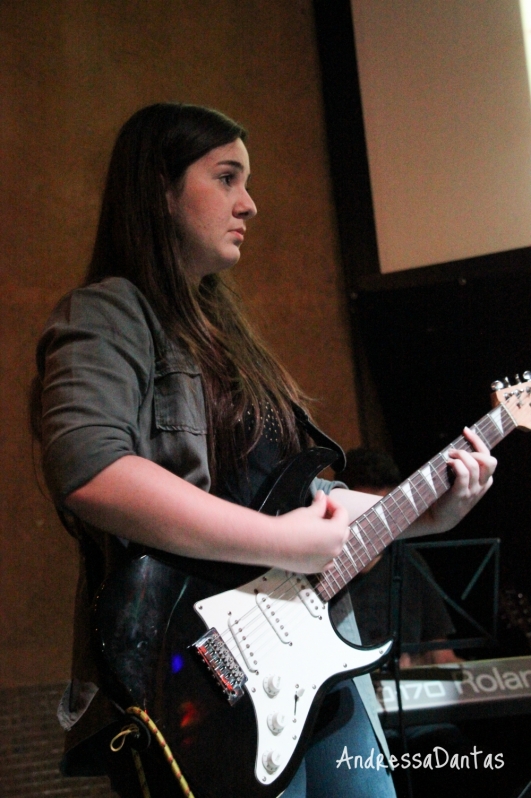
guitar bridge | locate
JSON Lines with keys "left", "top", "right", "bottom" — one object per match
{"left": 191, "top": 628, "right": 247, "bottom": 705}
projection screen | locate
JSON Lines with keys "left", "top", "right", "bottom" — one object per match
{"left": 350, "top": 0, "right": 531, "bottom": 273}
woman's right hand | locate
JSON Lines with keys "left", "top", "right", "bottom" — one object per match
{"left": 65, "top": 456, "right": 351, "bottom": 575}
{"left": 272, "top": 490, "right": 350, "bottom": 574}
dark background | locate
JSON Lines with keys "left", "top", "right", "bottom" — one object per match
{"left": 314, "top": 0, "right": 531, "bottom": 601}
{"left": 313, "top": 4, "right": 531, "bottom": 794}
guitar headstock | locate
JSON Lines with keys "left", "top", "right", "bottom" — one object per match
{"left": 491, "top": 372, "right": 531, "bottom": 431}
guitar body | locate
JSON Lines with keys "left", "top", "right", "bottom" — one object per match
{"left": 159, "top": 567, "right": 390, "bottom": 797}
{"left": 91, "top": 374, "right": 531, "bottom": 795}
{"left": 92, "top": 448, "right": 392, "bottom": 797}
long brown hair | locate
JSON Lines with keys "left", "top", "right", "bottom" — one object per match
{"left": 85, "top": 103, "right": 307, "bottom": 486}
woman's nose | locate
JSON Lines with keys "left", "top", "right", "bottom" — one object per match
{"left": 235, "top": 189, "right": 257, "bottom": 219}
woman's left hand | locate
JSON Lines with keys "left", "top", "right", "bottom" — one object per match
{"left": 405, "top": 426, "right": 497, "bottom": 537}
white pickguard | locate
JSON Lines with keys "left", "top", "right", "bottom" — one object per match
{"left": 194, "top": 568, "right": 392, "bottom": 787}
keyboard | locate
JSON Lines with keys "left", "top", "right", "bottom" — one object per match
{"left": 374, "top": 655, "right": 531, "bottom": 726}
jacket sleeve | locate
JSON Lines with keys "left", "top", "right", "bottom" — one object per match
{"left": 37, "top": 278, "right": 154, "bottom": 504}
{"left": 310, "top": 476, "right": 348, "bottom": 495}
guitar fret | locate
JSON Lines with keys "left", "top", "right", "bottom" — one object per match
{"left": 373, "top": 500, "right": 403, "bottom": 539}
{"left": 482, "top": 408, "right": 509, "bottom": 444}
{"left": 345, "top": 534, "right": 366, "bottom": 565}
{"left": 336, "top": 515, "right": 389, "bottom": 588}
{"left": 325, "top": 566, "right": 343, "bottom": 592}
{"left": 341, "top": 544, "right": 360, "bottom": 574}
{"left": 360, "top": 516, "right": 392, "bottom": 554}
{"left": 385, "top": 488, "right": 416, "bottom": 526}
{"left": 452, "top": 434, "right": 471, "bottom": 452}
{"left": 336, "top": 540, "right": 359, "bottom": 576}
{"left": 344, "top": 535, "right": 369, "bottom": 569}
{"left": 498, "top": 405, "right": 516, "bottom": 437}
{"left": 473, "top": 423, "right": 490, "bottom": 448}
{"left": 318, "top": 571, "right": 335, "bottom": 600}
{"left": 427, "top": 461, "right": 443, "bottom": 496}
{"left": 395, "top": 482, "right": 419, "bottom": 519}
{"left": 485, "top": 413, "right": 509, "bottom": 446}
{"left": 409, "top": 473, "right": 432, "bottom": 511}
{"left": 382, "top": 490, "right": 417, "bottom": 535}
{"left": 346, "top": 524, "right": 373, "bottom": 569}
{"left": 338, "top": 553, "right": 365, "bottom": 584}
{"left": 364, "top": 511, "right": 393, "bottom": 544}
{"left": 336, "top": 562, "right": 356, "bottom": 588}
{"left": 480, "top": 414, "right": 499, "bottom": 447}
{"left": 434, "top": 458, "right": 450, "bottom": 489}
{"left": 481, "top": 416, "right": 501, "bottom": 445}
{"left": 370, "top": 504, "right": 391, "bottom": 535}
{"left": 313, "top": 399, "right": 522, "bottom": 602}
{"left": 419, "top": 464, "right": 437, "bottom": 496}
{"left": 483, "top": 408, "right": 508, "bottom": 444}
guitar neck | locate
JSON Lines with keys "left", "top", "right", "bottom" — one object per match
{"left": 313, "top": 402, "right": 517, "bottom": 602}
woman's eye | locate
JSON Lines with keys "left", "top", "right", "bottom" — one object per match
{"left": 220, "top": 173, "right": 234, "bottom": 186}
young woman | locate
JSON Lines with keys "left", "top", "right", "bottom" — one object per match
{"left": 34, "top": 103, "right": 496, "bottom": 797}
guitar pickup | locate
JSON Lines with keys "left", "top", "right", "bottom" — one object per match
{"left": 256, "top": 592, "right": 292, "bottom": 642}
{"left": 191, "top": 628, "right": 247, "bottom": 705}
{"left": 292, "top": 576, "right": 325, "bottom": 618}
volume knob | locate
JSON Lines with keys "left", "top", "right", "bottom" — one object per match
{"left": 267, "top": 712, "right": 286, "bottom": 734}
{"left": 262, "top": 750, "right": 282, "bottom": 773}
{"left": 263, "top": 674, "right": 281, "bottom": 697}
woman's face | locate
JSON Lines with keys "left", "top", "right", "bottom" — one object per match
{"left": 167, "top": 138, "right": 257, "bottom": 281}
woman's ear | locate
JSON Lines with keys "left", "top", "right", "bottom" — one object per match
{"left": 165, "top": 185, "right": 178, "bottom": 217}
{"left": 163, "top": 174, "right": 184, "bottom": 219}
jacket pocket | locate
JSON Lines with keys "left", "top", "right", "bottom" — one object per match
{"left": 154, "top": 353, "right": 207, "bottom": 434}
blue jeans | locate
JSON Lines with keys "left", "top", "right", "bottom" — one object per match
{"left": 282, "top": 680, "right": 396, "bottom": 798}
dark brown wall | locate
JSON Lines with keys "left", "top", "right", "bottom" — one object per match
{"left": 0, "top": 0, "right": 361, "bottom": 686}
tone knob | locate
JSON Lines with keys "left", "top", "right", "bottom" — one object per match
{"left": 262, "top": 750, "right": 282, "bottom": 773}
{"left": 263, "top": 674, "right": 281, "bottom": 697}
{"left": 267, "top": 712, "right": 286, "bottom": 734}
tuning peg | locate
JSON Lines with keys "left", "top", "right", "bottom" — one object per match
{"left": 515, "top": 374, "right": 521, "bottom": 384}
{"left": 523, "top": 371, "right": 531, "bottom": 381}
{"left": 491, "top": 380, "right": 505, "bottom": 391}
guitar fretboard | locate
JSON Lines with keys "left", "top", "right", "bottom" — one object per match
{"left": 313, "top": 403, "right": 516, "bottom": 602}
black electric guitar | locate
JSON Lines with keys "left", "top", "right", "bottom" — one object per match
{"left": 92, "top": 374, "right": 531, "bottom": 798}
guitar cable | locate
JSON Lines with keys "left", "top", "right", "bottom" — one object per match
{"left": 131, "top": 748, "right": 152, "bottom": 798}
{"left": 110, "top": 706, "right": 196, "bottom": 798}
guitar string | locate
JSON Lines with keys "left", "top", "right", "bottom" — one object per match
{"left": 326, "top": 443, "right": 457, "bottom": 591}
{"left": 324, "top": 456, "right": 444, "bottom": 595}
{"left": 213, "top": 405, "right": 517, "bottom": 665}
{"left": 219, "top": 590, "right": 323, "bottom": 668}
{"left": 216, "top": 562, "right": 363, "bottom": 664}
{"left": 319, "top": 412, "right": 504, "bottom": 596}
{"left": 306, "top": 430, "right": 476, "bottom": 587}
{"left": 217, "top": 574, "right": 317, "bottom": 658}
{"left": 227, "top": 414, "right": 487, "bottom": 653}
{"left": 287, "top": 410, "right": 512, "bottom": 638}
{"left": 323, "top": 461, "right": 441, "bottom": 594}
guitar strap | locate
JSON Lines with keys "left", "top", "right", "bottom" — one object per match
{"left": 110, "top": 707, "right": 195, "bottom": 798}
{"left": 292, "top": 403, "right": 347, "bottom": 473}
{"left": 57, "top": 507, "right": 107, "bottom": 604}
